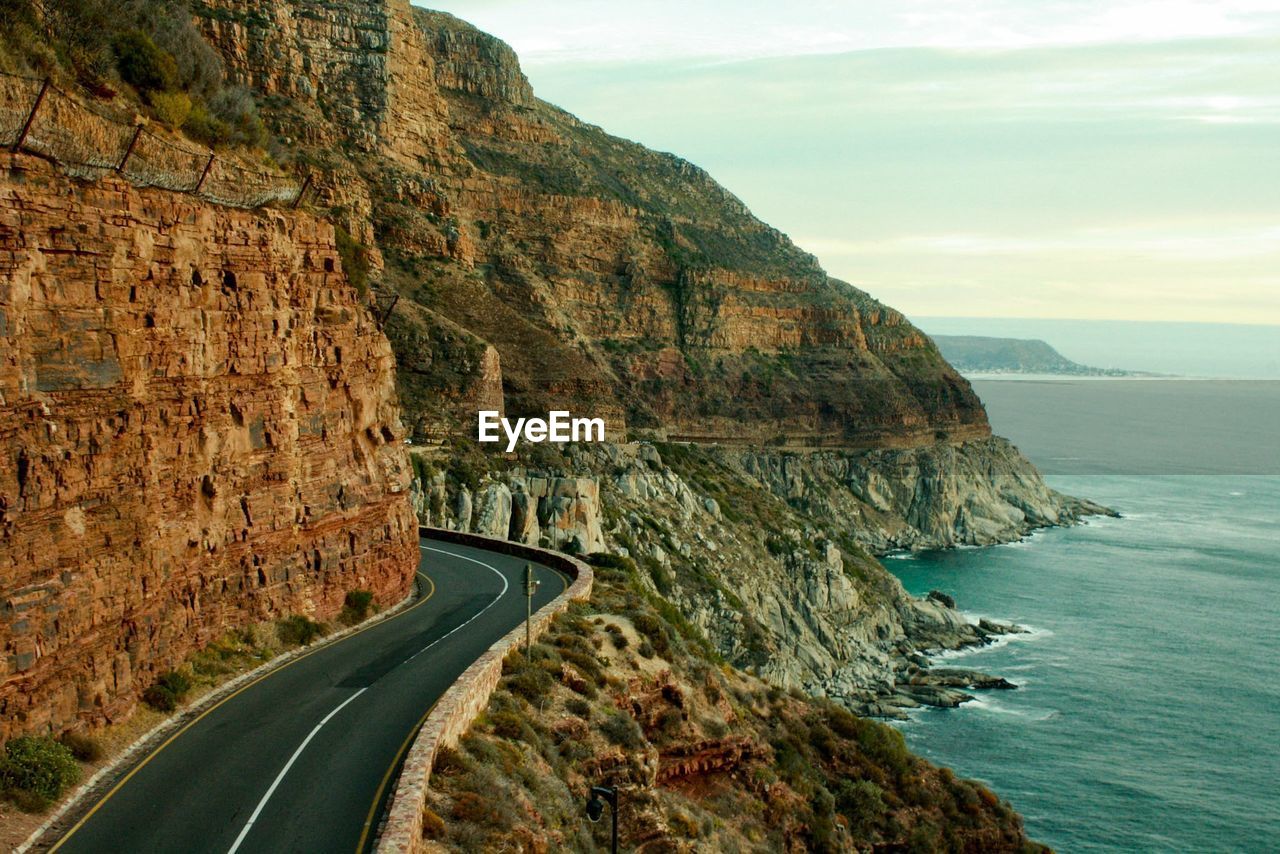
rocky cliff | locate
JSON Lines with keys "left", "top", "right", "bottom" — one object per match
{"left": 408, "top": 438, "right": 1087, "bottom": 718}
{"left": 0, "top": 153, "right": 417, "bottom": 738}
{"left": 186, "top": 0, "right": 1101, "bottom": 537}
{"left": 186, "top": 0, "right": 1110, "bottom": 721}
{"left": 194, "top": 0, "right": 988, "bottom": 448}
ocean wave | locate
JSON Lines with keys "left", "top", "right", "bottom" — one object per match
{"left": 925, "top": 620, "right": 1053, "bottom": 663}
{"left": 965, "top": 695, "right": 1059, "bottom": 722}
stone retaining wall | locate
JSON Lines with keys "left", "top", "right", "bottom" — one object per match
{"left": 375, "top": 527, "right": 593, "bottom": 852}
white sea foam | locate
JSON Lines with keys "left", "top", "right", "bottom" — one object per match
{"left": 964, "top": 695, "right": 1058, "bottom": 722}
{"left": 926, "top": 619, "right": 1052, "bottom": 663}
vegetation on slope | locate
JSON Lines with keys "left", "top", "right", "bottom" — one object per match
{"left": 0, "top": 0, "right": 267, "bottom": 148}
{"left": 421, "top": 555, "right": 1045, "bottom": 852}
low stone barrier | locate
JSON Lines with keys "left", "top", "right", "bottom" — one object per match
{"left": 375, "top": 527, "right": 594, "bottom": 852}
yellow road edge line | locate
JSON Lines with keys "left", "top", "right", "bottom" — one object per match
{"left": 49, "top": 567, "right": 437, "bottom": 852}
{"left": 355, "top": 699, "right": 441, "bottom": 854}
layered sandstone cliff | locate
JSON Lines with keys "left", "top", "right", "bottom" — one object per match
{"left": 195, "top": 1, "right": 987, "bottom": 448}
{"left": 0, "top": 153, "right": 417, "bottom": 737}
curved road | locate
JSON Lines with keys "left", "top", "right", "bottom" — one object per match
{"left": 40, "top": 534, "right": 567, "bottom": 854}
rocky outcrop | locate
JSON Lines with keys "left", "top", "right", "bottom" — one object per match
{"left": 737, "top": 436, "right": 1115, "bottom": 551}
{"left": 406, "top": 440, "right": 1055, "bottom": 718}
{"left": 192, "top": 0, "right": 989, "bottom": 449}
{"left": 0, "top": 153, "right": 418, "bottom": 738}
{"left": 411, "top": 462, "right": 603, "bottom": 554}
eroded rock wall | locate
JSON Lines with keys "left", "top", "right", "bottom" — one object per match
{"left": 0, "top": 153, "right": 418, "bottom": 737}
{"left": 194, "top": 0, "right": 989, "bottom": 448}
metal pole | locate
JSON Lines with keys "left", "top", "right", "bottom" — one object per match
{"left": 13, "top": 77, "right": 50, "bottom": 152}
{"left": 611, "top": 794, "right": 618, "bottom": 854}
{"left": 194, "top": 153, "right": 215, "bottom": 193}
{"left": 118, "top": 123, "right": 144, "bottom": 172}
{"left": 375, "top": 293, "right": 399, "bottom": 329}
{"left": 292, "top": 172, "right": 312, "bottom": 209}
{"left": 588, "top": 785, "right": 619, "bottom": 853}
{"left": 523, "top": 563, "right": 539, "bottom": 651}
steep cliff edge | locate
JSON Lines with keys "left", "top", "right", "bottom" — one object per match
{"left": 196, "top": 0, "right": 988, "bottom": 449}
{"left": 0, "top": 153, "right": 418, "bottom": 738}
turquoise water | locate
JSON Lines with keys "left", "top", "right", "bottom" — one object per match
{"left": 884, "top": 475, "right": 1280, "bottom": 852}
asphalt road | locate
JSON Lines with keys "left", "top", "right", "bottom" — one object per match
{"left": 43, "top": 535, "right": 567, "bottom": 854}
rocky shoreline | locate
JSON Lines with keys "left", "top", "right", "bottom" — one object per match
{"left": 873, "top": 606, "right": 1029, "bottom": 719}
{"left": 409, "top": 438, "right": 1103, "bottom": 724}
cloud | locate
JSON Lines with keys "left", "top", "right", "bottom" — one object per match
{"left": 419, "top": 0, "right": 1280, "bottom": 65}
{"left": 414, "top": 3, "right": 1280, "bottom": 324}
{"left": 800, "top": 224, "right": 1280, "bottom": 262}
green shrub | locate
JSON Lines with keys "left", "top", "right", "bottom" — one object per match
{"left": 644, "top": 559, "right": 674, "bottom": 595}
{"left": 564, "top": 697, "right": 591, "bottom": 719}
{"left": 653, "top": 707, "right": 683, "bottom": 739}
{"left": 585, "top": 552, "right": 639, "bottom": 584}
{"left": 207, "top": 86, "right": 267, "bottom": 148}
{"left": 333, "top": 225, "right": 370, "bottom": 297}
{"left": 0, "top": 736, "right": 81, "bottom": 811}
{"left": 504, "top": 666, "right": 553, "bottom": 702}
{"left": 559, "top": 649, "right": 602, "bottom": 682}
{"left": 451, "top": 790, "right": 497, "bottom": 824}
{"left": 836, "top": 779, "right": 887, "bottom": 834}
{"left": 599, "top": 712, "right": 644, "bottom": 749}
{"left": 182, "top": 100, "right": 228, "bottom": 145}
{"left": 604, "top": 623, "right": 628, "bottom": 649}
{"left": 421, "top": 807, "right": 446, "bottom": 839}
{"left": 432, "top": 746, "right": 470, "bottom": 777}
{"left": 148, "top": 90, "right": 191, "bottom": 128}
{"left": 113, "top": 30, "right": 176, "bottom": 94}
{"left": 159, "top": 671, "right": 192, "bottom": 696}
{"left": 142, "top": 684, "right": 177, "bottom": 711}
{"left": 142, "top": 670, "right": 193, "bottom": 711}
{"left": 489, "top": 711, "right": 527, "bottom": 741}
{"left": 278, "top": 615, "right": 325, "bottom": 647}
{"left": 340, "top": 589, "right": 375, "bottom": 625}
{"left": 60, "top": 731, "right": 104, "bottom": 762}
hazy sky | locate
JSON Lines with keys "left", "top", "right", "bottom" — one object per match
{"left": 419, "top": 2, "right": 1280, "bottom": 325}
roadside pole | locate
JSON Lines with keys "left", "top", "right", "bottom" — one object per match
{"left": 523, "top": 563, "right": 540, "bottom": 650}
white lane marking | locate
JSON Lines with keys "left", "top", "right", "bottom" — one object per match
{"left": 399, "top": 546, "right": 511, "bottom": 665}
{"left": 225, "top": 687, "right": 368, "bottom": 854}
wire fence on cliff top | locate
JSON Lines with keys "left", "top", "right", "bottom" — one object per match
{"left": 0, "top": 71, "right": 307, "bottom": 209}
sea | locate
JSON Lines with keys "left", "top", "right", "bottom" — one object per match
{"left": 882, "top": 379, "right": 1280, "bottom": 852}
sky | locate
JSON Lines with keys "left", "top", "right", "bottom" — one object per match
{"left": 418, "top": 1, "right": 1280, "bottom": 326}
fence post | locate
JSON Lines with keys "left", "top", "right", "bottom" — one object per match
{"left": 12, "top": 77, "right": 51, "bottom": 153}
{"left": 292, "top": 172, "right": 312, "bottom": 209}
{"left": 118, "top": 122, "right": 144, "bottom": 173}
{"left": 194, "top": 153, "right": 215, "bottom": 193}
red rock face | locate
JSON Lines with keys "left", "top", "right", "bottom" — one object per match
{"left": 0, "top": 153, "right": 417, "bottom": 737}
{"left": 195, "top": 0, "right": 991, "bottom": 448}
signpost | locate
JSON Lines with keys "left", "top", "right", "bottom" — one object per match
{"left": 523, "top": 563, "right": 540, "bottom": 650}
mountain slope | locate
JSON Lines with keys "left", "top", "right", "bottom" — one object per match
{"left": 197, "top": 2, "right": 988, "bottom": 448}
